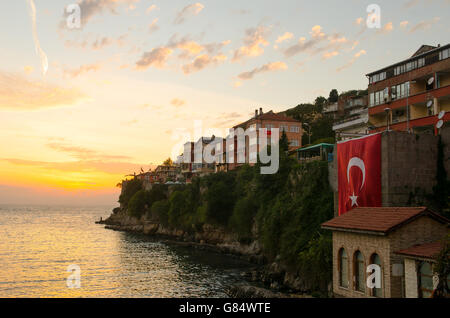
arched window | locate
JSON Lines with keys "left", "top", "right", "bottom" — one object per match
{"left": 418, "top": 262, "right": 434, "bottom": 298}
{"left": 369, "top": 253, "right": 382, "bottom": 297}
{"left": 354, "top": 251, "right": 365, "bottom": 292}
{"left": 338, "top": 248, "right": 348, "bottom": 288}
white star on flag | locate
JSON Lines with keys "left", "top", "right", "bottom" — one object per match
{"left": 350, "top": 193, "right": 359, "bottom": 207}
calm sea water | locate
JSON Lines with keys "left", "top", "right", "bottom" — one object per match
{"left": 0, "top": 205, "right": 252, "bottom": 298}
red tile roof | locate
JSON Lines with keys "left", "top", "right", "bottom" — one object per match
{"left": 234, "top": 110, "right": 300, "bottom": 128}
{"left": 321, "top": 207, "right": 449, "bottom": 235}
{"left": 395, "top": 241, "right": 445, "bottom": 260}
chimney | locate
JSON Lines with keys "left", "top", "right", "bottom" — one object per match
{"left": 255, "top": 109, "right": 258, "bottom": 118}
{"left": 259, "top": 107, "right": 263, "bottom": 115}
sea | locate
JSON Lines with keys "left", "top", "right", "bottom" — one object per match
{"left": 0, "top": 205, "right": 253, "bottom": 298}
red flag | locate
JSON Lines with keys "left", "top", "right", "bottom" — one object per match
{"left": 337, "top": 134, "right": 382, "bottom": 215}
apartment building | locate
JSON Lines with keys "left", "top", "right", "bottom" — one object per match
{"left": 229, "top": 108, "right": 302, "bottom": 168}
{"left": 154, "top": 165, "right": 177, "bottom": 183}
{"left": 367, "top": 44, "right": 450, "bottom": 134}
{"left": 332, "top": 92, "right": 369, "bottom": 140}
{"left": 182, "top": 141, "right": 194, "bottom": 182}
{"left": 192, "top": 136, "right": 218, "bottom": 177}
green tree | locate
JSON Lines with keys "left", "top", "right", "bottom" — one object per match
{"left": 151, "top": 200, "right": 170, "bottom": 226}
{"left": 229, "top": 196, "right": 257, "bottom": 242}
{"left": 168, "top": 191, "right": 187, "bottom": 228}
{"left": 128, "top": 190, "right": 148, "bottom": 218}
{"left": 314, "top": 96, "right": 327, "bottom": 113}
{"left": 433, "top": 234, "right": 449, "bottom": 298}
{"left": 163, "top": 158, "right": 173, "bottom": 166}
{"left": 118, "top": 178, "right": 143, "bottom": 208}
{"left": 328, "top": 89, "right": 338, "bottom": 103}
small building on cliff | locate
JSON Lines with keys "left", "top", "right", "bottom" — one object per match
{"left": 321, "top": 206, "right": 449, "bottom": 298}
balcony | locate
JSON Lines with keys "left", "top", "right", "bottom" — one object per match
{"left": 323, "top": 103, "right": 338, "bottom": 113}
{"left": 333, "top": 110, "right": 369, "bottom": 131}
{"left": 369, "top": 85, "right": 450, "bottom": 115}
{"left": 369, "top": 112, "right": 450, "bottom": 133}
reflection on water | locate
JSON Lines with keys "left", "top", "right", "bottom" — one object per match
{"left": 0, "top": 205, "right": 252, "bottom": 298}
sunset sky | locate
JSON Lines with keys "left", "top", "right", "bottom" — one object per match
{"left": 1, "top": 0, "right": 449, "bottom": 205}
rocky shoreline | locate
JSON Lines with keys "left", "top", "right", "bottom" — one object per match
{"left": 99, "top": 209, "right": 320, "bottom": 298}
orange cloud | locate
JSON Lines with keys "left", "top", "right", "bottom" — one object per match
{"left": 0, "top": 71, "right": 86, "bottom": 111}
{"left": 232, "top": 26, "right": 270, "bottom": 62}
{"left": 182, "top": 54, "right": 227, "bottom": 74}
{"left": 336, "top": 49, "right": 366, "bottom": 72}
{"left": 276, "top": 32, "right": 294, "bottom": 43}
{"left": 135, "top": 47, "right": 173, "bottom": 70}
{"left": 174, "top": 3, "right": 204, "bottom": 24}
{"left": 237, "top": 61, "right": 287, "bottom": 80}
{"left": 170, "top": 98, "right": 186, "bottom": 107}
{"left": 63, "top": 63, "right": 102, "bottom": 78}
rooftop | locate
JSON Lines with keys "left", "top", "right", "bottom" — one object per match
{"left": 321, "top": 207, "right": 449, "bottom": 235}
{"left": 296, "top": 143, "right": 334, "bottom": 152}
{"left": 234, "top": 110, "right": 300, "bottom": 128}
{"left": 395, "top": 241, "right": 445, "bottom": 260}
{"left": 366, "top": 43, "right": 450, "bottom": 77}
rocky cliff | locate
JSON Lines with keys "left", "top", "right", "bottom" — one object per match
{"left": 101, "top": 208, "right": 324, "bottom": 296}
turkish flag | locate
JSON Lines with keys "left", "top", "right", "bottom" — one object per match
{"left": 337, "top": 134, "right": 382, "bottom": 215}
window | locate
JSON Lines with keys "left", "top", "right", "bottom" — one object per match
{"left": 440, "top": 48, "right": 450, "bottom": 60}
{"left": 290, "top": 140, "right": 299, "bottom": 147}
{"left": 354, "top": 251, "right": 365, "bottom": 292}
{"left": 394, "top": 81, "right": 410, "bottom": 99}
{"left": 418, "top": 58, "right": 425, "bottom": 67}
{"left": 290, "top": 126, "right": 300, "bottom": 133}
{"left": 391, "top": 86, "right": 397, "bottom": 100}
{"left": 280, "top": 125, "right": 288, "bottom": 132}
{"left": 370, "top": 93, "right": 375, "bottom": 106}
{"left": 419, "top": 262, "right": 434, "bottom": 298}
{"left": 370, "top": 254, "right": 382, "bottom": 297}
{"left": 265, "top": 124, "right": 274, "bottom": 130}
{"left": 339, "top": 248, "right": 349, "bottom": 288}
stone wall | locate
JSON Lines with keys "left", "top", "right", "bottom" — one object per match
{"left": 386, "top": 216, "right": 448, "bottom": 297}
{"left": 332, "top": 231, "right": 391, "bottom": 298}
{"left": 329, "top": 127, "right": 450, "bottom": 216}
{"left": 404, "top": 258, "right": 418, "bottom": 298}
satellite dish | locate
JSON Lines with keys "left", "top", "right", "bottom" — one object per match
{"left": 427, "top": 77, "right": 435, "bottom": 86}
{"left": 438, "top": 111, "right": 445, "bottom": 120}
{"left": 436, "top": 120, "right": 444, "bottom": 129}
{"left": 426, "top": 100, "right": 433, "bottom": 108}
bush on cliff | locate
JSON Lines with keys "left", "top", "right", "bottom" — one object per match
{"left": 151, "top": 200, "right": 170, "bottom": 226}
{"left": 229, "top": 195, "right": 257, "bottom": 242}
{"left": 119, "top": 178, "right": 143, "bottom": 208}
{"left": 128, "top": 190, "right": 147, "bottom": 218}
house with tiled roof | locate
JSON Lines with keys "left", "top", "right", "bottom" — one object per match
{"left": 222, "top": 108, "right": 302, "bottom": 171}
{"left": 321, "top": 207, "right": 449, "bottom": 298}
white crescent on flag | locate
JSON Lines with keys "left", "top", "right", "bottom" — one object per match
{"left": 347, "top": 157, "right": 366, "bottom": 191}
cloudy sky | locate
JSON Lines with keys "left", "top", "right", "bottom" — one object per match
{"left": 1, "top": 0, "right": 449, "bottom": 205}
